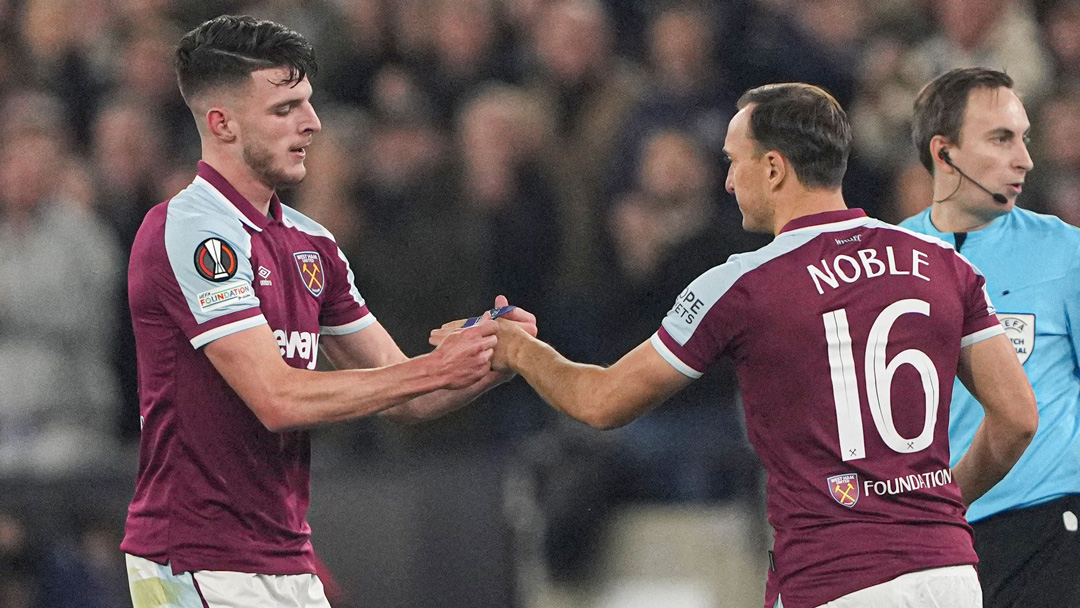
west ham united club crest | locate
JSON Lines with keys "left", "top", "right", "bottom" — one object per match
{"left": 294, "top": 251, "right": 324, "bottom": 297}
{"left": 827, "top": 473, "right": 860, "bottom": 508}
{"left": 194, "top": 238, "right": 238, "bottom": 282}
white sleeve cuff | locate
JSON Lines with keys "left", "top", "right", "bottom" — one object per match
{"left": 321, "top": 313, "right": 377, "bottom": 336}
{"left": 961, "top": 323, "right": 1005, "bottom": 348}
{"left": 190, "top": 314, "right": 268, "bottom": 349}
{"left": 650, "top": 332, "right": 703, "bottom": 379}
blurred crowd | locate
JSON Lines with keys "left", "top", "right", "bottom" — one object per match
{"left": 1, "top": 0, "right": 1080, "bottom": 601}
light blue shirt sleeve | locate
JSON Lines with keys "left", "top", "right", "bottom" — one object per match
{"left": 164, "top": 187, "right": 262, "bottom": 326}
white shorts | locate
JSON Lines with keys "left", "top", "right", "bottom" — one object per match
{"left": 775, "top": 564, "right": 982, "bottom": 608}
{"left": 126, "top": 553, "right": 332, "bottom": 608}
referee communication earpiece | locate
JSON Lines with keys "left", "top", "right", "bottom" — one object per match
{"left": 938, "top": 148, "right": 1008, "bottom": 205}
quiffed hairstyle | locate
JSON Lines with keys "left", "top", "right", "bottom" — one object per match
{"left": 175, "top": 15, "right": 317, "bottom": 103}
{"left": 736, "top": 83, "right": 850, "bottom": 189}
{"left": 912, "top": 67, "right": 1014, "bottom": 174}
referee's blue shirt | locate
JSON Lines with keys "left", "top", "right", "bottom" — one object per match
{"left": 901, "top": 206, "right": 1080, "bottom": 522}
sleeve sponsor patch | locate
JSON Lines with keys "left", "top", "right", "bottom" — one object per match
{"left": 194, "top": 238, "right": 239, "bottom": 282}
{"left": 197, "top": 280, "right": 255, "bottom": 312}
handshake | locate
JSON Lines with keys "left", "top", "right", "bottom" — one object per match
{"left": 424, "top": 295, "right": 538, "bottom": 390}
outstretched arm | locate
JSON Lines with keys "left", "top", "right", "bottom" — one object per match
{"left": 952, "top": 332, "right": 1038, "bottom": 505}
{"left": 323, "top": 295, "right": 539, "bottom": 424}
{"left": 319, "top": 319, "right": 504, "bottom": 424}
{"left": 491, "top": 321, "right": 692, "bottom": 429}
{"left": 203, "top": 318, "right": 497, "bottom": 432}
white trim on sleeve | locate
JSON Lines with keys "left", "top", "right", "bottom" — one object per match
{"left": 650, "top": 332, "right": 703, "bottom": 379}
{"left": 321, "top": 313, "right": 377, "bottom": 336}
{"left": 960, "top": 323, "right": 1005, "bottom": 348}
{"left": 190, "top": 314, "right": 268, "bottom": 349}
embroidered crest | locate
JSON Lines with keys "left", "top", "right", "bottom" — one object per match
{"left": 294, "top": 251, "right": 324, "bottom": 297}
{"left": 827, "top": 473, "right": 860, "bottom": 508}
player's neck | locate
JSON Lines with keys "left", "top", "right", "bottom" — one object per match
{"left": 201, "top": 151, "right": 275, "bottom": 216}
{"left": 772, "top": 188, "right": 847, "bottom": 235}
{"left": 928, "top": 201, "right": 1001, "bottom": 233}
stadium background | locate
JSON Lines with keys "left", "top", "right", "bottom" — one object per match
{"left": 0, "top": 0, "right": 1077, "bottom": 606}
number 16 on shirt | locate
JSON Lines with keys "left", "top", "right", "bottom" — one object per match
{"left": 823, "top": 298, "right": 940, "bottom": 462}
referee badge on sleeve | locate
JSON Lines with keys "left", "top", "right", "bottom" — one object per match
{"left": 998, "top": 313, "right": 1035, "bottom": 364}
{"left": 194, "top": 238, "right": 238, "bottom": 282}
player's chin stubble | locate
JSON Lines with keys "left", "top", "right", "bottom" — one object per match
{"left": 243, "top": 142, "right": 305, "bottom": 190}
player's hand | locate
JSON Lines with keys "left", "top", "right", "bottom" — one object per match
{"left": 491, "top": 317, "right": 532, "bottom": 372}
{"left": 429, "top": 318, "right": 467, "bottom": 345}
{"left": 492, "top": 295, "right": 537, "bottom": 338}
{"left": 428, "top": 296, "right": 537, "bottom": 346}
{"left": 427, "top": 314, "right": 498, "bottom": 389}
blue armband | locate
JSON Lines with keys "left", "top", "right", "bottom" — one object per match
{"left": 462, "top": 305, "right": 518, "bottom": 328}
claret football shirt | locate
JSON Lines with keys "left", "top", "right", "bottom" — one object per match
{"left": 651, "top": 209, "right": 1002, "bottom": 608}
{"left": 122, "top": 161, "right": 374, "bottom": 574}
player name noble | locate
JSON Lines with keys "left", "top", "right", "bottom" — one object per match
{"left": 808, "top": 246, "right": 930, "bottom": 295}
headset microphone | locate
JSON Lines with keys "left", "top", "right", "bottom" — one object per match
{"left": 939, "top": 149, "right": 1009, "bottom": 205}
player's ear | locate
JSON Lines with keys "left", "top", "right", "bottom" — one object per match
{"left": 206, "top": 106, "right": 237, "bottom": 143}
{"left": 765, "top": 150, "right": 786, "bottom": 189}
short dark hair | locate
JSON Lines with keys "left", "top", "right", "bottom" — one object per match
{"left": 912, "top": 68, "right": 1014, "bottom": 173}
{"left": 736, "top": 83, "right": 850, "bottom": 189}
{"left": 175, "top": 15, "right": 317, "bottom": 103}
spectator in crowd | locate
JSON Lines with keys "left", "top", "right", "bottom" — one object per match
{"left": 17, "top": 0, "right": 110, "bottom": 147}
{"left": 598, "top": 128, "right": 756, "bottom": 500}
{"left": 88, "top": 96, "right": 174, "bottom": 439}
{"left": 348, "top": 99, "right": 472, "bottom": 358}
{"left": 1025, "top": 90, "right": 1080, "bottom": 227}
{"left": 318, "top": 0, "right": 394, "bottom": 109}
{"left": 419, "top": 0, "right": 520, "bottom": 125}
{"left": 906, "top": 0, "right": 1052, "bottom": 103}
{"left": 603, "top": 130, "right": 745, "bottom": 335}
{"left": 292, "top": 105, "right": 370, "bottom": 263}
{"left": 42, "top": 508, "right": 129, "bottom": 608}
{"left": 449, "top": 84, "right": 566, "bottom": 440}
{"left": 0, "top": 510, "right": 44, "bottom": 608}
{"left": 725, "top": 0, "right": 864, "bottom": 107}
{"left": 848, "top": 22, "right": 930, "bottom": 174}
{"left": 457, "top": 84, "right": 561, "bottom": 321}
{"left": 606, "top": 4, "right": 738, "bottom": 204}
{"left": 0, "top": 105, "right": 120, "bottom": 474}
{"left": 90, "top": 96, "right": 172, "bottom": 239}
{"left": 112, "top": 21, "right": 197, "bottom": 158}
{"left": 525, "top": 0, "right": 648, "bottom": 295}
{"left": 1044, "top": 0, "right": 1080, "bottom": 85}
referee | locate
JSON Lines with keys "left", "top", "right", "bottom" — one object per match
{"left": 903, "top": 67, "right": 1080, "bottom": 608}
